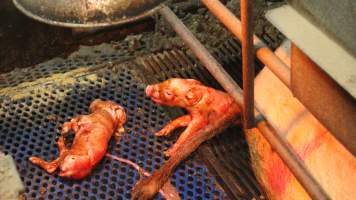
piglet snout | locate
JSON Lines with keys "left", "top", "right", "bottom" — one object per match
{"left": 146, "top": 85, "right": 160, "bottom": 99}
{"left": 146, "top": 85, "right": 154, "bottom": 96}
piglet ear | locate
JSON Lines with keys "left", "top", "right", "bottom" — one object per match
{"left": 185, "top": 87, "right": 203, "bottom": 106}
{"left": 186, "top": 79, "right": 203, "bottom": 85}
{"left": 115, "top": 107, "right": 126, "bottom": 124}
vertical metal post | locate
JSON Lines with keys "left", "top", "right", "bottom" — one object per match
{"left": 241, "top": 0, "right": 255, "bottom": 128}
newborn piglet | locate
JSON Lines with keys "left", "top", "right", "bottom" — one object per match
{"left": 132, "top": 78, "right": 241, "bottom": 200}
{"left": 29, "top": 99, "right": 126, "bottom": 180}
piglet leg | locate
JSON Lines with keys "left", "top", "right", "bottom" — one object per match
{"left": 57, "top": 136, "right": 67, "bottom": 153}
{"left": 61, "top": 117, "right": 92, "bottom": 139}
{"left": 29, "top": 121, "right": 72, "bottom": 173}
{"left": 61, "top": 117, "right": 82, "bottom": 135}
{"left": 29, "top": 138, "right": 68, "bottom": 173}
{"left": 29, "top": 156, "right": 61, "bottom": 173}
{"left": 155, "top": 115, "right": 191, "bottom": 136}
{"left": 132, "top": 121, "right": 217, "bottom": 200}
{"left": 114, "top": 126, "right": 126, "bottom": 143}
{"left": 164, "top": 118, "right": 205, "bottom": 157}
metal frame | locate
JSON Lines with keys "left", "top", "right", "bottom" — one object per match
{"left": 159, "top": 2, "right": 331, "bottom": 200}
{"left": 266, "top": 4, "right": 356, "bottom": 155}
{"left": 241, "top": 0, "right": 255, "bottom": 129}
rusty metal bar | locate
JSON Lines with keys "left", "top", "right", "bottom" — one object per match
{"left": 241, "top": 0, "right": 255, "bottom": 128}
{"left": 201, "top": 0, "right": 291, "bottom": 88}
{"left": 159, "top": 5, "right": 330, "bottom": 200}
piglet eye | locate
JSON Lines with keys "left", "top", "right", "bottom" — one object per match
{"left": 165, "top": 90, "right": 172, "bottom": 96}
{"left": 164, "top": 90, "right": 174, "bottom": 100}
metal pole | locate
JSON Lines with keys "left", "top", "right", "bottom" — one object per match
{"left": 159, "top": 5, "right": 330, "bottom": 200}
{"left": 241, "top": 0, "right": 255, "bottom": 128}
{"left": 201, "top": 0, "right": 291, "bottom": 88}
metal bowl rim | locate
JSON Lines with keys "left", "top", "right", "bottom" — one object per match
{"left": 12, "top": 0, "right": 163, "bottom": 28}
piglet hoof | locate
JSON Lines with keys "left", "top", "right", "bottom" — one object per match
{"left": 131, "top": 176, "right": 159, "bottom": 200}
{"left": 163, "top": 149, "right": 174, "bottom": 158}
{"left": 155, "top": 131, "right": 166, "bottom": 137}
{"left": 155, "top": 130, "right": 168, "bottom": 137}
{"left": 29, "top": 157, "right": 57, "bottom": 174}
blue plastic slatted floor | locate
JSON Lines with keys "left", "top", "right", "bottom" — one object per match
{"left": 0, "top": 67, "right": 227, "bottom": 200}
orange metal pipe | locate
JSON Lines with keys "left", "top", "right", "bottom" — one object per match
{"left": 201, "top": 0, "right": 291, "bottom": 88}
{"left": 241, "top": 0, "right": 255, "bottom": 128}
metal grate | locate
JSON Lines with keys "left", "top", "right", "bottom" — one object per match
{"left": 0, "top": 64, "right": 227, "bottom": 200}
{"left": 0, "top": 34, "right": 154, "bottom": 89}
{"left": 0, "top": 53, "right": 116, "bottom": 89}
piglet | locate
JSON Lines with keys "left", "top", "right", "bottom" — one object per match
{"left": 29, "top": 99, "right": 126, "bottom": 180}
{"left": 132, "top": 78, "right": 241, "bottom": 200}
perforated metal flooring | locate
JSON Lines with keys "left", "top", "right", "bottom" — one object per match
{"left": 0, "top": 36, "right": 267, "bottom": 200}
{"left": 0, "top": 64, "right": 227, "bottom": 200}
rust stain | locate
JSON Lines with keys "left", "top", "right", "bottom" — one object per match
{"left": 266, "top": 130, "right": 326, "bottom": 196}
